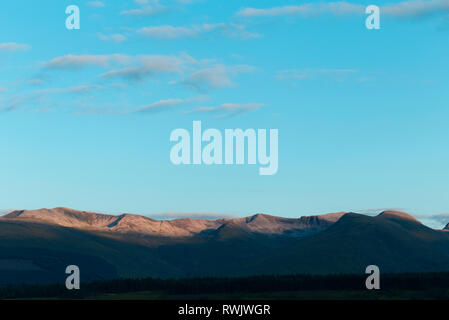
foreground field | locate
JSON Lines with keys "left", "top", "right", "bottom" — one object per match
{"left": 3, "top": 273, "right": 449, "bottom": 300}
{"left": 93, "top": 289, "right": 449, "bottom": 300}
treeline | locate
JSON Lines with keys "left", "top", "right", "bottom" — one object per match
{"left": 2, "top": 272, "right": 449, "bottom": 299}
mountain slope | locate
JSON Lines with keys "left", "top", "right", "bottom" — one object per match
{"left": 3, "top": 208, "right": 118, "bottom": 230}
{"left": 249, "top": 211, "right": 449, "bottom": 275}
{"left": 2, "top": 208, "right": 449, "bottom": 285}
{"left": 1, "top": 208, "right": 344, "bottom": 238}
{"left": 0, "top": 219, "right": 188, "bottom": 286}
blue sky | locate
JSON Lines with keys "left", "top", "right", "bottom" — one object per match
{"left": 0, "top": 0, "right": 448, "bottom": 226}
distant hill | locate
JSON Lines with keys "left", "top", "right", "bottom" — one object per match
{"left": 249, "top": 211, "right": 449, "bottom": 274}
{"left": 1, "top": 208, "right": 449, "bottom": 286}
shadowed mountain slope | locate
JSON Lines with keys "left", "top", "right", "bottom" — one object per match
{"left": 248, "top": 211, "right": 449, "bottom": 275}
{"left": 1, "top": 208, "right": 449, "bottom": 285}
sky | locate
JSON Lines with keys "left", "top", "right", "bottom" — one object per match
{"left": 0, "top": 0, "right": 448, "bottom": 226}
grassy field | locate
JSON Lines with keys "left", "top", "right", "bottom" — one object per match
{"left": 3, "top": 273, "right": 449, "bottom": 300}
{"left": 92, "top": 289, "right": 449, "bottom": 300}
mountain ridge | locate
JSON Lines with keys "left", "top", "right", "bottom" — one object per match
{"left": 1, "top": 207, "right": 349, "bottom": 237}
{"left": 1, "top": 207, "right": 449, "bottom": 285}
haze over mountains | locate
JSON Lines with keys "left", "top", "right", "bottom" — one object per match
{"left": 1, "top": 207, "right": 449, "bottom": 286}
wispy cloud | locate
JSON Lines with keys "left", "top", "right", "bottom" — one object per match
{"left": 383, "top": 0, "right": 449, "bottom": 18}
{"left": 237, "top": 0, "right": 449, "bottom": 20}
{"left": 99, "top": 54, "right": 185, "bottom": 81}
{"left": 0, "top": 42, "right": 31, "bottom": 52}
{"left": 276, "top": 68, "right": 357, "bottom": 81}
{"left": 138, "top": 25, "right": 197, "bottom": 39}
{"left": 27, "top": 79, "right": 46, "bottom": 86}
{"left": 43, "top": 54, "right": 184, "bottom": 80}
{"left": 184, "top": 66, "right": 233, "bottom": 90}
{"left": 34, "top": 85, "right": 104, "bottom": 95}
{"left": 43, "top": 54, "right": 130, "bottom": 69}
{"left": 98, "top": 33, "right": 127, "bottom": 43}
{"left": 41, "top": 53, "right": 254, "bottom": 89}
{"left": 136, "top": 95, "right": 207, "bottom": 113}
{"left": 121, "top": 6, "right": 163, "bottom": 16}
{"left": 137, "top": 98, "right": 186, "bottom": 113}
{"left": 88, "top": 1, "right": 105, "bottom": 8}
{"left": 28, "top": 54, "right": 257, "bottom": 114}
{"left": 121, "top": 0, "right": 199, "bottom": 16}
{"left": 237, "top": 2, "right": 363, "bottom": 17}
{"left": 121, "top": 0, "right": 165, "bottom": 16}
{"left": 0, "top": 209, "right": 15, "bottom": 216}
{"left": 1, "top": 93, "right": 51, "bottom": 113}
{"left": 183, "top": 65, "right": 255, "bottom": 90}
{"left": 138, "top": 23, "right": 259, "bottom": 39}
{"left": 414, "top": 213, "right": 449, "bottom": 228}
{"left": 186, "top": 102, "right": 264, "bottom": 118}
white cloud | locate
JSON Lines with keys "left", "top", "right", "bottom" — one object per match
{"left": 276, "top": 68, "right": 357, "bottom": 81}
{"left": 187, "top": 102, "right": 264, "bottom": 118}
{"left": 43, "top": 54, "right": 130, "bottom": 69}
{"left": 99, "top": 55, "right": 185, "bottom": 81}
{"left": 1, "top": 93, "right": 50, "bottom": 112}
{"left": 136, "top": 95, "right": 207, "bottom": 113}
{"left": 41, "top": 54, "right": 255, "bottom": 98}
{"left": 0, "top": 209, "right": 16, "bottom": 216}
{"left": 237, "top": 0, "right": 449, "bottom": 19}
{"left": 121, "top": 0, "right": 165, "bottom": 16}
{"left": 122, "top": 0, "right": 199, "bottom": 16}
{"left": 237, "top": 2, "right": 363, "bottom": 17}
{"left": 183, "top": 64, "right": 255, "bottom": 90}
{"left": 137, "top": 98, "right": 187, "bottom": 113}
{"left": 184, "top": 66, "right": 233, "bottom": 89}
{"left": 0, "top": 42, "right": 31, "bottom": 52}
{"left": 276, "top": 70, "right": 308, "bottom": 80}
{"left": 99, "top": 67, "right": 147, "bottom": 81}
{"left": 88, "top": 1, "right": 105, "bottom": 8}
{"left": 43, "top": 54, "right": 189, "bottom": 74}
{"left": 121, "top": 6, "right": 161, "bottom": 16}
{"left": 138, "top": 23, "right": 259, "bottom": 39}
{"left": 414, "top": 213, "right": 449, "bottom": 229}
{"left": 34, "top": 85, "right": 104, "bottom": 95}
{"left": 27, "top": 79, "right": 45, "bottom": 86}
{"left": 98, "top": 33, "right": 127, "bottom": 43}
{"left": 383, "top": 0, "right": 449, "bottom": 17}
{"left": 139, "top": 25, "right": 198, "bottom": 39}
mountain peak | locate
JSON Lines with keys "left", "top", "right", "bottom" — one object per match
{"left": 2, "top": 207, "right": 118, "bottom": 229}
{"left": 2, "top": 207, "right": 425, "bottom": 239}
{"left": 377, "top": 210, "right": 418, "bottom": 222}
{"left": 245, "top": 213, "right": 276, "bottom": 223}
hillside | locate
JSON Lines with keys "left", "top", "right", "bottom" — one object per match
{"left": 1, "top": 208, "right": 449, "bottom": 285}
{"left": 250, "top": 211, "right": 449, "bottom": 274}
{"left": 2, "top": 207, "right": 342, "bottom": 237}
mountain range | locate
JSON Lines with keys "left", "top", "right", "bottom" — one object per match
{"left": 1, "top": 207, "right": 449, "bottom": 286}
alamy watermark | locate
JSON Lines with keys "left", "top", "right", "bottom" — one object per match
{"left": 366, "top": 5, "right": 380, "bottom": 30}
{"left": 65, "top": 265, "right": 80, "bottom": 290}
{"left": 170, "top": 121, "right": 278, "bottom": 175}
{"left": 365, "top": 265, "right": 380, "bottom": 290}
{"left": 66, "top": 5, "right": 80, "bottom": 30}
